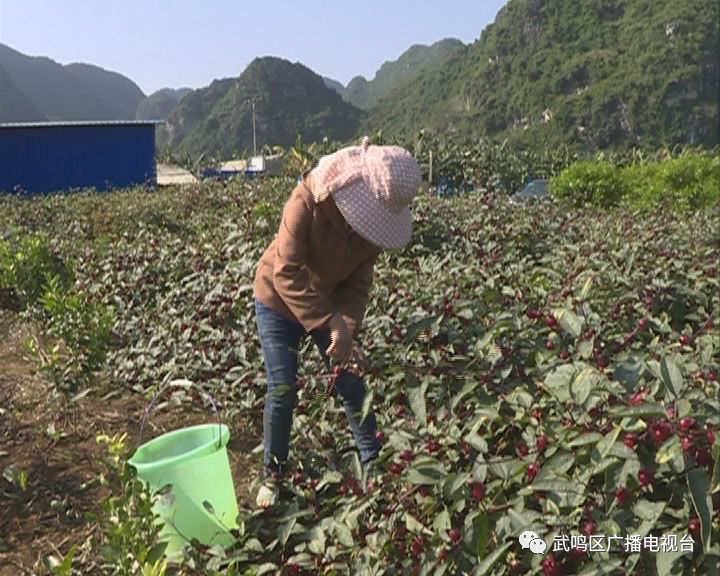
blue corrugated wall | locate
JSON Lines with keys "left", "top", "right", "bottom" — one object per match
{"left": 0, "top": 123, "right": 156, "bottom": 194}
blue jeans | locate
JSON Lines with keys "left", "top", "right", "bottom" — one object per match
{"left": 254, "top": 298, "right": 381, "bottom": 478}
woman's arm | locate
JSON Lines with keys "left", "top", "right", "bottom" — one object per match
{"left": 332, "top": 251, "right": 379, "bottom": 337}
{"left": 272, "top": 192, "right": 336, "bottom": 333}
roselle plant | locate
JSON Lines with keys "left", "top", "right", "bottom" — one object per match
{"left": 0, "top": 166, "right": 718, "bottom": 575}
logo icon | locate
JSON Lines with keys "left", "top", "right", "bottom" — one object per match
{"left": 519, "top": 530, "right": 547, "bottom": 555}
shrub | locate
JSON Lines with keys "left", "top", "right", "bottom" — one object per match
{"left": 624, "top": 154, "right": 720, "bottom": 212}
{"left": 552, "top": 154, "right": 720, "bottom": 211}
{"left": 41, "top": 275, "right": 114, "bottom": 372}
{"left": 0, "top": 232, "right": 74, "bottom": 309}
{"left": 93, "top": 433, "right": 169, "bottom": 575}
{"left": 28, "top": 274, "right": 114, "bottom": 396}
{"left": 550, "top": 161, "right": 626, "bottom": 207}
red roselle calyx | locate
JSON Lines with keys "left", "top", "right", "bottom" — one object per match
{"left": 615, "top": 487, "right": 631, "bottom": 505}
{"left": 537, "top": 435, "right": 549, "bottom": 452}
{"left": 623, "top": 433, "right": 638, "bottom": 449}
{"left": 629, "top": 389, "right": 647, "bottom": 405}
{"left": 638, "top": 468, "right": 654, "bottom": 487}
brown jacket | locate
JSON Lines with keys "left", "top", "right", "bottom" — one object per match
{"left": 253, "top": 174, "right": 382, "bottom": 336}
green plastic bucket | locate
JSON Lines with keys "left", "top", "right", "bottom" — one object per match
{"left": 128, "top": 382, "right": 239, "bottom": 559}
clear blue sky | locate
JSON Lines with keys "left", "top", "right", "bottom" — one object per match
{"left": 0, "top": 0, "right": 507, "bottom": 95}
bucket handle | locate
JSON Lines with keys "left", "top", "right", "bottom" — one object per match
{"left": 139, "top": 379, "right": 223, "bottom": 449}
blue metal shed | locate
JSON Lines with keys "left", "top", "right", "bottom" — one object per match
{"left": 0, "top": 121, "right": 158, "bottom": 194}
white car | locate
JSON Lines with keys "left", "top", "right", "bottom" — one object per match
{"left": 510, "top": 179, "right": 553, "bottom": 205}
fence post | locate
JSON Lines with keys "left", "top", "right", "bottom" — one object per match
{"left": 429, "top": 150, "right": 433, "bottom": 191}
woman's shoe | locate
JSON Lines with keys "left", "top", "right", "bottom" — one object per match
{"left": 256, "top": 479, "right": 280, "bottom": 509}
{"left": 361, "top": 457, "right": 385, "bottom": 492}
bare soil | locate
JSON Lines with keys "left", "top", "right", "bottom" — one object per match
{"left": 0, "top": 310, "right": 261, "bottom": 575}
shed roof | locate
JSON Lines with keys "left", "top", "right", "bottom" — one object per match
{"left": 0, "top": 120, "right": 163, "bottom": 129}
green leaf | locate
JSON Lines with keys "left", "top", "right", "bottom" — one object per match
{"left": 712, "top": 444, "right": 720, "bottom": 494}
{"left": 344, "top": 501, "right": 371, "bottom": 530}
{"left": 473, "top": 541, "right": 513, "bottom": 575}
{"left": 244, "top": 538, "right": 264, "bottom": 553}
{"left": 544, "top": 364, "right": 576, "bottom": 402}
{"left": 579, "top": 276, "right": 593, "bottom": 300}
{"left": 405, "top": 513, "right": 431, "bottom": 535}
{"left": 316, "top": 469, "right": 343, "bottom": 491}
{"left": 146, "top": 542, "right": 168, "bottom": 564}
{"left": 610, "top": 403, "right": 666, "bottom": 418}
{"left": 334, "top": 521, "right": 354, "bottom": 547}
{"left": 659, "top": 356, "right": 685, "bottom": 398}
{"left": 633, "top": 499, "right": 667, "bottom": 537}
{"left": 256, "top": 563, "right": 279, "bottom": 575}
{"left": 613, "top": 356, "right": 644, "bottom": 389}
{"left": 646, "top": 360, "right": 663, "bottom": 381}
{"left": 580, "top": 456, "right": 619, "bottom": 483}
{"left": 571, "top": 368, "right": 596, "bottom": 405}
{"left": 278, "top": 516, "right": 297, "bottom": 548}
{"left": 619, "top": 458, "right": 642, "bottom": 486}
{"left": 676, "top": 398, "right": 692, "bottom": 418}
{"left": 553, "top": 308, "right": 583, "bottom": 337}
{"left": 578, "top": 340, "right": 594, "bottom": 360}
{"left": 407, "top": 458, "right": 446, "bottom": 485}
{"left": 624, "top": 554, "right": 642, "bottom": 575}
{"left": 634, "top": 499, "right": 667, "bottom": 521}
{"left": 703, "top": 551, "right": 720, "bottom": 576}
{"left": 620, "top": 416, "right": 649, "bottom": 433}
{"left": 507, "top": 508, "right": 543, "bottom": 532}
{"left": 468, "top": 511, "right": 490, "bottom": 558}
{"left": 456, "top": 308, "right": 473, "bottom": 320}
{"left": 529, "top": 479, "right": 586, "bottom": 495}
{"left": 532, "top": 478, "right": 586, "bottom": 508}
{"left": 536, "top": 451, "right": 575, "bottom": 481}
{"left": 568, "top": 432, "right": 603, "bottom": 447}
{"left": 433, "top": 508, "right": 451, "bottom": 533}
{"left": 508, "top": 389, "right": 534, "bottom": 409}
{"left": 308, "top": 526, "right": 326, "bottom": 555}
{"left": 487, "top": 345, "right": 503, "bottom": 365}
{"left": 465, "top": 433, "right": 488, "bottom": 453}
{"left": 408, "top": 381, "right": 429, "bottom": 427}
{"left": 633, "top": 500, "right": 667, "bottom": 538}
{"left": 405, "top": 316, "right": 439, "bottom": 343}
{"left": 52, "top": 545, "right": 76, "bottom": 576}
{"left": 488, "top": 459, "right": 513, "bottom": 481}
{"left": 655, "top": 547, "right": 685, "bottom": 576}
{"left": 592, "top": 426, "right": 622, "bottom": 461}
{"left": 576, "top": 559, "right": 624, "bottom": 576}
{"left": 655, "top": 436, "right": 681, "bottom": 465}
{"left": 359, "top": 388, "right": 374, "bottom": 426}
{"left": 443, "top": 472, "right": 471, "bottom": 501}
{"left": 451, "top": 380, "right": 481, "bottom": 411}
{"left": 688, "top": 467, "right": 713, "bottom": 550}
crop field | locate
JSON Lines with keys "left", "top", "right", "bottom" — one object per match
{"left": 0, "top": 174, "right": 719, "bottom": 575}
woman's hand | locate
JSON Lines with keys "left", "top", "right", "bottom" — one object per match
{"left": 350, "top": 345, "right": 370, "bottom": 373}
{"left": 326, "top": 314, "right": 352, "bottom": 362}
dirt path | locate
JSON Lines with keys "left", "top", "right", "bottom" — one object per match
{"left": 0, "top": 310, "right": 261, "bottom": 575}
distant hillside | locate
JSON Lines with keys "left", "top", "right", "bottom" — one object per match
{"left": 136, "top": 87, "right": 193, "bottom": 120}
{"left": 160, "top": 57, "right": 364, "bottom": 159}
{"left": 344, "top": 38, "right": 465, "bottom": 110}
{"left": 0, "top": 43, "right": 145, "bottom": 122}
{"left": 64, "top": 63, "right": 147, "bottom": 119}
{"left": 367, "top": 0, "right": 720, "bottom": 150}
{"left": 0, "top": 65, "right": 46, "bottom": 122}
{"left": 322, "top": 77, "right": 346, "bottom": 97}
